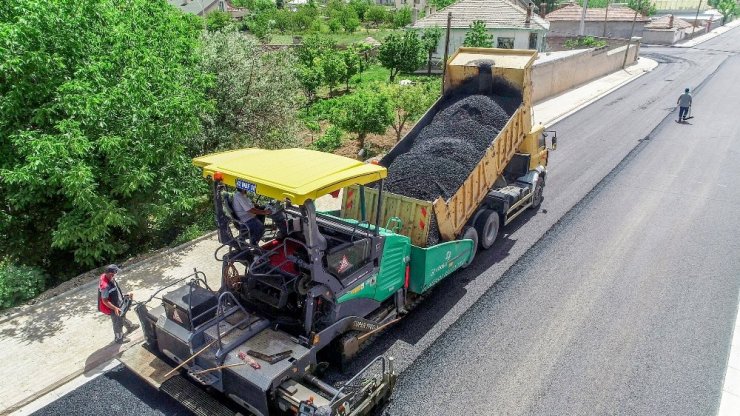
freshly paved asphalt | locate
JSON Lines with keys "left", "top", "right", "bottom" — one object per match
{"left": 32, "top": 29, "right": 740, "bottom": 416}
{"left": 383, "top": 30, "right": 740, "bottom": 416}
{"left": 32, "top": 365, "right": 192, "bottom": 416}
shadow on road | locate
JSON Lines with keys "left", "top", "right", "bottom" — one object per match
{"left": 84, "top": 342, "right": 122, "bottom": 374}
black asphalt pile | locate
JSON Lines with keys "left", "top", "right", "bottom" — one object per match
{"left": 433, "top": 95, "right": 511, "bottom": 129}
{"left": 411, "top": 137, "right": 480, "bottom": 171}
{"left": 382, "top": 69, "right": 523, "bottom": 243}
{"left": 416, "top": 119, "right": 499, "bottom": 153}
{"left": 386, "top": 154, "right": 469, "bottom": 201}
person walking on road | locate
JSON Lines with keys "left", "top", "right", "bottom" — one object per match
{"left": 677, "top": 88, "right": 692, "bottom": 122}
{"left": 98, "top": 264, "right": 139, "bottom": 344}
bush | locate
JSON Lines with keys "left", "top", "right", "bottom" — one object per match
{"left": 393, "top": 7, "right": 412, "bottom": 28}
{"left": 0, "top": 262, "right": 46, "bottom": 310}
{"left": 206, "top": 11, "right": 234, "bottom": 32}
{"left": 564, "top": 36, "right": 607, "bottom": 49}
{"left": 311, "top": 126, "right": 345, "bottom": 152}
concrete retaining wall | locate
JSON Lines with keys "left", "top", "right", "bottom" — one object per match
{"left": 549, "top": 21, "right": 646, "bottom": 39}
{"left": 531, "top": 42, "right": 640, "bottom": 103}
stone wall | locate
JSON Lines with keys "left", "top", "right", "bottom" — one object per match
{"left": 530, "top": 42, "right": 640, "bottom": 103}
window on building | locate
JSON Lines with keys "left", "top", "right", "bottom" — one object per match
{"left": 529, "top": 33, "right": 538, "bottom": 50}
{"left": 497, "top": 37, "right": 514, "bottom": 49}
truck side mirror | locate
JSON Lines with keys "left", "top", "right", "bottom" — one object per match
{"left": 544, "top": 131, "right": 557, "bottom": 150}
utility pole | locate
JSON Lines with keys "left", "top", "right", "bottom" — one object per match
{"left": 441, "top": 12, "right": 452, "bottom": 95}
{"left": 603, "top": 0, "right": 609, "bottom": 37}
{"left": 622, "top": 0, "right": 640, "bottom": 68}
{"left": 579, "top": 0, "right": 589, "bottom": 36}
{"left": 690, "top": 0, "right": 703, "bottom": 39}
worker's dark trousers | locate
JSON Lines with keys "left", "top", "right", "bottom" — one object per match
{"left": 111, "top": 313, "right": 135, "bottom": 342}
{"left": 679, "top": 106, "right": 689, "bottom": 120}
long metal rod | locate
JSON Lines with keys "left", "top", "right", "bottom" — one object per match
{"left": 357, "top": 317, "right": 402, "bottom": 342}
{"left": 622, "top": 0, "right": 640, "bottom": 69}
{"left": 374, "top": 179, "right": 383, "bottom": 236}
{"left": 603, "top": 0, "right": 609, "bottom": 37}
{"left": 690, "top": 0, "right": 703, "bottom": 39}
{"left": 164, "top": 338, "right": 219, "bottom": 378}
{"left": 191, "top": 362, "right": 245, "bottom": 375}
{"left": 441, "top": 12, "right": 452, "bottom": 95}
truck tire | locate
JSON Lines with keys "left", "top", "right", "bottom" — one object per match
{"left": 459, "top": 226, "right": 478, "bottom": 268}
{"left": 530, "top": 175, "right": 545, "bottom": 210}
{"left": 475, "top": 209, "right": 499, "bottom": 249}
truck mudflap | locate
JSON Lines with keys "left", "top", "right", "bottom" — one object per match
{"left": 278, "top": 356, "right": 397, "bottom": 416}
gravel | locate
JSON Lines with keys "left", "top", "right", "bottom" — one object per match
{"left": 433, "top": 95, "right": 511, "bottom": 129}
{"left": 415, "top": 117, "right": 500, "bottom": 153}
{"left": 386, "top": 154, "right": 470, "bottom": 201}
{"left": 409, "top": 137, "right": 480, "bottom": 171}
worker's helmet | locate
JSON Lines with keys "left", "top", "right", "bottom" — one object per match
{"left": 685, "top": 88, "right": 690, "bottom": 93}
{"left": 105, "top": 264, "right": 121, "bottom": 274}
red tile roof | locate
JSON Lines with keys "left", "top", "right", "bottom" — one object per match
{"left": 645, "top": 14, "right": 694, "bottom": 29}
{"left": 546, "top": 4, "right": 649, "bottom": 22}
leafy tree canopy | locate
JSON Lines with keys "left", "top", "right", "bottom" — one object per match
{"left": 332, "top": 90, "right": 393, "bottom": 149}
{"left": 385, "top": 82, "right": 438, "bottom": 141}
{"left": 463, "top": 20, "right": 493, "bottom": 47}
{"left": 206, "top": 10, "right": 234, "bottom": 32}
{"left": 421, "top": 26, "right": 443, "bottom": 74}
{"left": 0, "top": 0, "right": 211, "bottom": 273}
{"left": 378, "top": 31, "right": 425, "bottom": 81}
{"left": 198, "top": 30, "right": 303, "bottom": 152}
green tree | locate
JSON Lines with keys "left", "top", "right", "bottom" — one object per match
{"left": 329, "top": 17, "right": 343, "bottom": 33}
{"left": 342, "top": 13, "right": 361, "bottom": 33}
{"left": 349, "top": 0, "right": 372, "bottom": 21}
{"left": 463, "top": 20, "right": 493, "bottom": 47}
{"left": 717, "top": 0, "right": 736, "bottom": 23}
{"left": 294, "top": 4, "right": 320, "bottom": 31}
{"left": 341, "top": 46, "right": 364, "bottom": 90}
{"left": 0, "top": 0, "right": 211, "bottom": 273}
{"left": 207, "top": 11, "right": 234, "bottom": 32}
{"left": 421, "top": 26, "right": 443, "bottom": 75}
{"left": 311, "top": 125, "right": 345, "bottom": 152}
{"left": 378, "top": 31, "right": 425, "bottom": 81}
{"left": 247, "top": 14, "right": 274, "bottom": 43}
{"left": 333, "top": 90, "right": 393, "bottom": 149}
{"left": 626, "top": 0, "right": 656, "bottom": 16}
{"left": 297, "top": 64, "right": 324, "bottom": 102}
{"left": 385, "top": 82, "right": 437, "bottom": 141}
{"left": 0, "top": 262, "right": 46, "bottom": 310}
{"left": 365, "top": 5, "right": 388, "bottom": 27}
{"left": 199, "top": 31, "right": 303, "bottom": 151}
{"left": 393, "top": 6, "right": 413, "bottom": 28}
{"left": 321, "top": 52, "right": 347, "bottom": 95}
{"left": 296, "top": 35, "right": 337, "bottom": 66}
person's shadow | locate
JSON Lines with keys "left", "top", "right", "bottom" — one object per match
{"left": 84, "top": 342, "right": 122, "bottom": 373}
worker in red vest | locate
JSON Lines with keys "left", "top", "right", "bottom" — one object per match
{"left": 98, "top": 264, "right": 139, "bottom": 344}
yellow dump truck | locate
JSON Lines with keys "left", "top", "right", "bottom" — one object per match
{"left": 342, "top": 48, "right": 556, "bottom": 285}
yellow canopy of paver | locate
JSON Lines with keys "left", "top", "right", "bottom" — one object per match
{"left": 193, "top": 148, "right": 387, "bottom": 205}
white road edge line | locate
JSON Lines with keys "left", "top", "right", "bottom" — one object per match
{"left": 718, "top": 288, "right": 740, "bottom": 416}
{"left": 9, "top": 359, "right": 121, "bottom": 416}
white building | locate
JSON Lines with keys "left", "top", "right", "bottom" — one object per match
{"left": 410, "top": 0, "right": 550, "bottom": 57}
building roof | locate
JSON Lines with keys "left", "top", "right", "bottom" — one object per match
{"left": 168, "top": 0, "right": 220, "bottom": 16}
{"left": 645, "top": 14, "right": 694, "bottom": 29}
{"left": 411, "top": 0, "right": 549, "bottom": 31}
{"left": 546, "top": 4, "right": 649, "bottom": 22}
